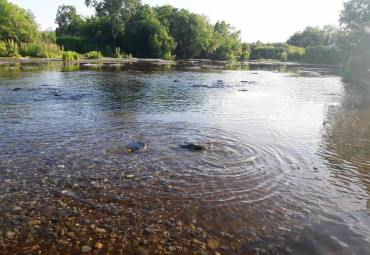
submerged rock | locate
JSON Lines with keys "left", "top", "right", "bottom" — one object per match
{"left": 180, "top": 143, "right": 206, "bottom": 151}
{"left": 11, "top": 87, "right": 22, "bottom": 91}
{"left": 126, "top": 142, "right": 146, "bottom": 152}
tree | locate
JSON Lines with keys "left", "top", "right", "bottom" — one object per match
{"left": 211, "top": 21, "right": 242, "bottom": 60}
{"left": 85, "top": 0, "right": 142, "bottom": 44}
{"left": 0, "top": 0, "right": 39, "bottom": 42}
{"left": 124, "top": 6, "right": 176, "bottom": 58}
{"left": 55, "top": 5, "right": 84, "bottom": 37}
{"left": 339, "top": 0, "right": 370, "bottom": 82}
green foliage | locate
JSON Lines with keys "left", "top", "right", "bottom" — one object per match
{"left": 286, "top": 45, "right": 305, "bottom": 60}
{"left": 20, "top": 42, "right": 63, "bottom": 58}
{"left": 56, "top": 36, "right": 86, "bottom": 52}
{"left": 280, "top": 51, "right": 288, "bottom": 61}
{"left": 304, "top": 46, "right": 346, "bottom": 64}
{"left": 3, "top": 39, "right": 20, "bottom": 57}
{"left": 0, "top": 0, "right": 39, "bottom": 43}
{"left": 55, "top": 5, "right": 84, "bottom": 37}
{"left": 343, "top": 54, "right": 370, "bottom": 83}
{"left": 124, "top": 6, "right": 176, "bottom": 59}
{"left": 339, "top": 0, "right": 370, "bottom": 83}
{"left": 41, "top": 31, "right": 57, "bottom": 43}
{"left": 86, "top": 51, "right": 103, "bottom": 59}
{"left": 287, "top": 26, "right": 326, "bottom": 48}
{"left": 250, "top": 46, "right": 285, "bottom": 60}
{"left": 0, "top": 41, "right": 6, "bottom": 56}
{"left": 62, "top": 51, "right": 79, "bottom": 61}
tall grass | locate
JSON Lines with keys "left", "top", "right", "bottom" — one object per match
{"left": 86, "top": 51, "right": 103, "bottom": 59}
{"left": 19, "top": 42, "right": 63, "bottom": 58}
{"left": 0, "top": 40, "right": 20, "bottom": 57}
{"left": 62, "top": 51, "right": 79, "bottom": 61}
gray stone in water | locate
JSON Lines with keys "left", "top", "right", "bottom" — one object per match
{"left": 126, "top": 142, "right": 146, "bottom": 152}
{"left": 181, "top": 143, "right": 205, "bottom": 151}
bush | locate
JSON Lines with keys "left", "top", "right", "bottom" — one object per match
{"left": 86, "top": 51, "right": 103, "bottom": 59}
{"left": 0, "top": 41, "right": 6, "bottom": 56}
{"left": 4, "top": 40, "right": 20, "bottom": 57}
{"left": 343, "top": 54, "right": 370, "bottom": 83}
{"left": 56, "top": 36, "right": 85, "bottom": 52}
{"left": 304, "top": 46, "right": 346, "bottom": 64}
{"left": 62, "top": 51, "right": 79, "bottom": 61}
{"left": 280, "top": 51, "right": 288, "bottom": 61}
{"left": 250, "top": 46, "right": 285, "bottom": 60}
{"left": 20, "top": 42, "right": 63, "bottom": 58}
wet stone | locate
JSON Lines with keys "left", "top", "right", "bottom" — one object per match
{"left": 206, "top": 239, "right": 220, "bottom": 250}
{"left": 134, "top": 247, "right": 149, "bottom": 255}
{"left": 81, "top": 245, "right": 92, "bottom": 253}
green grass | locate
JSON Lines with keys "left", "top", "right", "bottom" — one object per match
{"left": 20, "top": 42, "right": 63, "bottom": 58}
{"left": 62, "top": 51, "right": 79, "bottom": 61}
{"left": 86, "top": 51, "right": 103, "bottom": 59}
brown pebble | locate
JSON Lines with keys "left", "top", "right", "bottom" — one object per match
{"left": 134, "top": 247, "right": 149, "bottom": 255}
{"left": 206, "top": 239, "right": 219, "bottom": 250}
{"left": 95, "top": 243, "right": 103, "bottom": 249}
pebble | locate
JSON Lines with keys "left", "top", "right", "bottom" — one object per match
{"left": 95, "top": 242, "right": 103, "bottom": 249}
{"left": 144, "top": 227, "right": 154, "bottom": 234}
{"left": 67, "top": 232, "right": 75, "bottom": 238}
{"left": 6, "top": 231, "right": 16, "bottom": 238}
{"left": 134, "top": 247, "right": 149, "bottom": 255}
{"left": 12, "top": 206, "right": 22, "bottom": 211}
{"left": 81, "top": 245, "right": 92, "bottom": 253}
{"left": 206, "top": 239, "right": 219, "bottom": 250}
{"left": 95, "top": 228, "right": 107, "bottom": 233}
{"left": 278, "top": 227, "right": 291, "bottom": 232}
{"left": 28, "top": 220, "right": 39, "bottom": 226}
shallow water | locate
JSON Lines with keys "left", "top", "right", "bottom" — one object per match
{"left": 0, "top": 61, "right": 369, "bottom": 254}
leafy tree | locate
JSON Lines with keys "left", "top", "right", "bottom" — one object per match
{"left": 55, "top": 5, "right": 84, "bottom": 37}
{"left": 339, "top": 0, "right": 370, "bottom": 82}
{"left": 124, "top": 6, "right": 176, "bottom": 58}
{"left": 0, "top": 0, "right": 39, "bottom": 42}
{"left": 287, "top": 26, "right": 325, "bottom": 48}
{"left": 85, "top": 0, "right": 142, "bottom": 44}
{"left": 211, "top": 21, "right": 242, "bottom": 60}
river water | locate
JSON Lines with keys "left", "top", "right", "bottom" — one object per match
{"left": 0, "top": 60, "right": 369, "bottom": 254}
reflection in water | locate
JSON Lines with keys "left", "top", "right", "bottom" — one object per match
{"left": 319, "top": 84, "right": 370, "bottom": 214}
{"left": 0, "top": 61, "right": 369, "bottom": 254}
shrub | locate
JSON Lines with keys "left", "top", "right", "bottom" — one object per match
{"left": 280, "top": 51, "right": 288, "bottom": 61}
{"left": 62, "top": 51, "right": 79, "bottom": 61}
{"left": 304, "top": 46, "right": 346, "bottom": 64}
{"left": 20, "top": 42, "right": 63, "bottom": 58}
{"left": 0, "top": 41, "right": 6, "bottom": 56}
{"left": 86, "top": 51, "right": 103, "bottom": 59}
{"left": 4, "top": 40, "right": 20, "bottom": 57}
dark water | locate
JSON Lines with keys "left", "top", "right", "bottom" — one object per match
{"left": 0, "top": 61, "right": 369, "bottom": 254}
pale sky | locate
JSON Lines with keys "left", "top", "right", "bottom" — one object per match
{"left": 9, "top": 0, "right": 346, "bottom": 42}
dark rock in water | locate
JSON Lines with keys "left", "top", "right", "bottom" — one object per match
{"left": 54, "top": 93, "right": 61, "bottom": 97}
{"left": 173, "top": 80, "right": 180, "bottom": 82}
{"left": 126, "top": 142, "right": 146, "bottom": 152}
{"left": 239, "top": 89, "right": 248, "bottom": 92}
{"left": 181, "top": 143, "right": 205, "bottom": 151}
{"left": 11, "top": 87, "right": 22, "bottom": 91}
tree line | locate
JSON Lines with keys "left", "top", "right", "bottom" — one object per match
{"left": 0, "top": 0, "right": 368, "bottom": 83}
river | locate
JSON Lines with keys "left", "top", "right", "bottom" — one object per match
{"left": 0, "top": 60, "right": 369, "bottom": 254}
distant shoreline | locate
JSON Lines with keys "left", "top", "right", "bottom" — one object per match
{"left": 0, "top": 57, "right": 345, "bottom": 68}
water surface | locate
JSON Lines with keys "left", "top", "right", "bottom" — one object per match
{"left": 0, "top": 61, "right": 369, "bottom": 254}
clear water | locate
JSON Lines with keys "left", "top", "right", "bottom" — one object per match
{"left": 0, "top": 61, "right": 369, "bottom": 254}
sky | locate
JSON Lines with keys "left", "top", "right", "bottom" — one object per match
{"left": 8, "top": 0, "right": 346, "bottom": 43}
